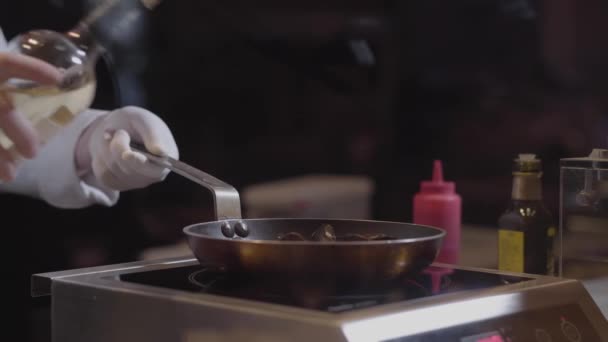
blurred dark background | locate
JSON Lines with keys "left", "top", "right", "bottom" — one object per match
{"left": 2, "top": 0, "right": 608, "bottom": 340}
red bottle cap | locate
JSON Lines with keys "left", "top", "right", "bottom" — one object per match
{"left": 420, "top": 160, "right": 455, "bottom": 194}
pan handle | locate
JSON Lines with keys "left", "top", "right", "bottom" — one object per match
{"left": 129, "top": 141, "right": 242, "bottom": 220}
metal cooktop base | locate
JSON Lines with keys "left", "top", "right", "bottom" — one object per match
{"left": 32, "top": 257, "right": 608, "bottom": 342}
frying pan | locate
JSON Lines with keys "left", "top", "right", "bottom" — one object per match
{"left": 131, "top": 143, "right": 445, "bottom": 287}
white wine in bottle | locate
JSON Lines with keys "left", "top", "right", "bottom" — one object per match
{"left": 0, "top": 78, "right": 97, "bottom": 156}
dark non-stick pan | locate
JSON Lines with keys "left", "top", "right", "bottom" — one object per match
{"left": 131, "top": 143, "right": 445, "bottom": 286}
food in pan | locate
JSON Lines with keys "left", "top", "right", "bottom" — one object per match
{"left": 276, "top": 232, "right": 308, "bottom": 241}
{"left": 338, "top": 233, "right": 397, "bottom": 241}
{"left": 310, "top": 224, "right": 337, "bottom": 241}
{"left": 277, "top": 224, "right": 397, "bottom": 242}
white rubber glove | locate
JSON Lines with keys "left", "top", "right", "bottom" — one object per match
{"left": 76, "top": 106, "right": 178, "bottom": 192}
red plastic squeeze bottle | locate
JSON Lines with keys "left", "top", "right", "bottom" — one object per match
{"left": 413, "top": 160, "right": 462, "bottom": 265}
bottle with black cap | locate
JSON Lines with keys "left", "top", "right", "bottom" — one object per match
{"left": 498, "top": 154, "right": 556, "bottom": 276}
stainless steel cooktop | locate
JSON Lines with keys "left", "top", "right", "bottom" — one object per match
{"left": 32, "top": 257, "right": 608, "bottom": 341}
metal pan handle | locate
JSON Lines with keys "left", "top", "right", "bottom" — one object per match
{"left": 129, "top": 141, "right": 242, "bottom": 220}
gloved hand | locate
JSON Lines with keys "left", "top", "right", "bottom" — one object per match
{"left": 76, "top": 106, "right": 179, "bottom": 192}
{"left": 0, "top": 28, "right": 63, "bottom": 181}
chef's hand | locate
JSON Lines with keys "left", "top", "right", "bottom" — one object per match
{"left": 0, "top": 53, "right": 62, "bottom": 181}
{"left": 76, "top": 106, "right": 179, "bottom": 191}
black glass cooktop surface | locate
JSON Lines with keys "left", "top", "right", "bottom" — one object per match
{"left": 118, "top": 265, "right": 534, "bottom": 313}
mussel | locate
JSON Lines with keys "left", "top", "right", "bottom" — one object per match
{"left": 277, "top": 224, "right": 397, "bottom": 242}
{"left": 277, "top": 232, "right": 308, "bottom": 241}
{"left": 338, "top": 233, "right": 395, "bottom": 241}
{"left": 311, "top": 224, "right": 337, "bottom": 242}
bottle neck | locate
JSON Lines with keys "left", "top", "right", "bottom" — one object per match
{"left": 66, "top": 23, "right": 103, "bottom": 58}
{"left": 66, "top": 0, "right": 158, "bottom": 58}
{"left": 511, "top": 172, "right": 543, "bottom": 201}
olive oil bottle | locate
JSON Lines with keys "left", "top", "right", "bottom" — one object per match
{"left": 498, "top": 154, "right": 556, "bottom": 276}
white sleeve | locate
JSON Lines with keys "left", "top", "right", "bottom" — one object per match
{"left": 0, "top": 109, "right": 120, "bottom": 209}
{"left": 0, "top": 26, "right": 6, "bottom": 49}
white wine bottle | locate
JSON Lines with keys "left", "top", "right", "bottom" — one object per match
{"left": 0, "top": 37, "right": 98, "bottom": 156}
{"left": 0, "top": 0, "right": 161, "bottom": 159}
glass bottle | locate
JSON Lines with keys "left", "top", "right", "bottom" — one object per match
{"left": 497, "top": 154, "right": 556, "bottom": 276}
{"left": 0, "top": 0, "right": 161, "bottom": 160}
